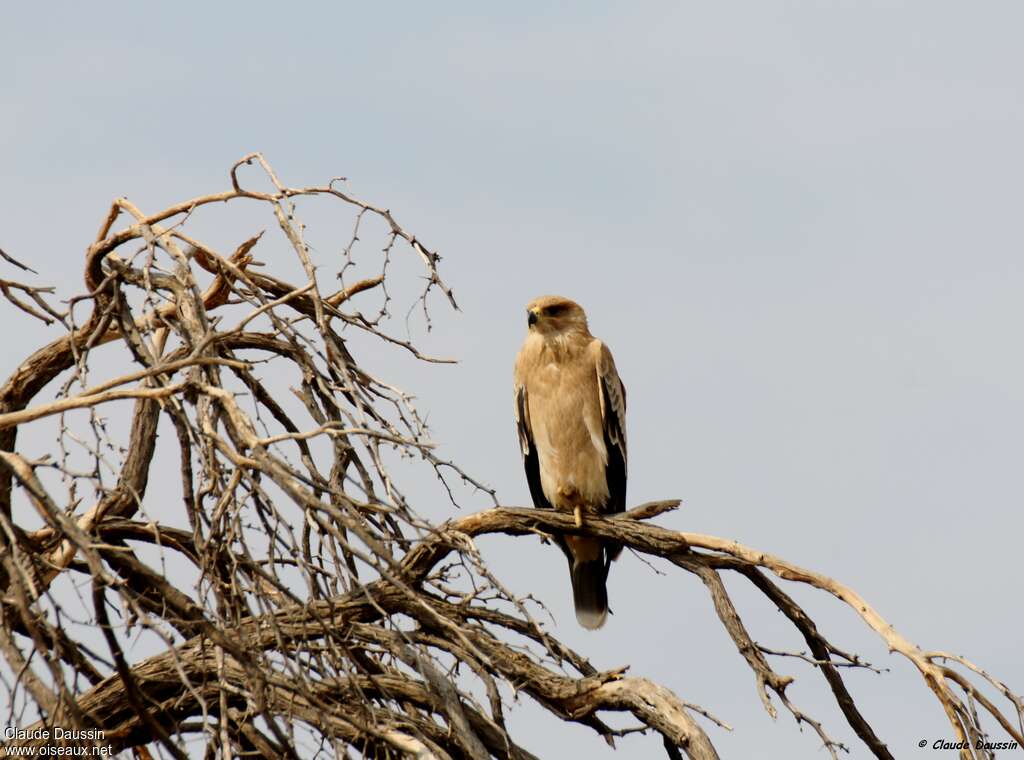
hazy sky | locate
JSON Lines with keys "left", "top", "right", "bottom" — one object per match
{"left": 3, "top": 3, "right": 1023, "bottom": 757}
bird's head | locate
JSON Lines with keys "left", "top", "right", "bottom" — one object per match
{"left": 525, "top": 295, "right": 589, "bottom": 336}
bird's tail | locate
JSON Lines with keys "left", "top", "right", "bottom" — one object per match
{"left": 570, "top": 559, "right": 608, "bottom": 630}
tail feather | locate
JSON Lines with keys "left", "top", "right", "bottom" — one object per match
{"left": 570, "top": 559, "right": 608, "bottom": 630}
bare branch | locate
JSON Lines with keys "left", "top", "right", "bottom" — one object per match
{"left": 0, "top": 155, "right": 1017, "bottom": 760}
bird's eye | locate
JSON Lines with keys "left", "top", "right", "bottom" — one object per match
{"left": 545, "top": 304, "right": 567, "bottom": 317}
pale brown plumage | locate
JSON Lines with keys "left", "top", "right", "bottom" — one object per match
{"left": 513, "top": 295, "right": 627, "bottom": 629}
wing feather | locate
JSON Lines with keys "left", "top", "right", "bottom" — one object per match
{"left": 514, "top": 383, "right": 554, "bottom": 511}
{"left": 596, "top": 342, "right": 627, "bottom": 515}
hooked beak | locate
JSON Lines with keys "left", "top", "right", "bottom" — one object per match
{"left": 527, "top": 310, "right": 538, "bottom": 326}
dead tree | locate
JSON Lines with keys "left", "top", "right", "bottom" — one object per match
{"left": 0, "top": 155, "right": 1020, "bottom": 760}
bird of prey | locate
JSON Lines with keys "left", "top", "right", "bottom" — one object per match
{"left": 513, "top": 295, "right": 627, "bottom": 629}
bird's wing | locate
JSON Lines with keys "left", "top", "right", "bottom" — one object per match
{"left": 514, "top": 380, "right": 554, "bottom": 511}
{"left": 595, "top": 341, "right": 627, "bottom": 515}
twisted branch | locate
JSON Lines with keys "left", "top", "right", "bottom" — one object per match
{"left": 0, "top": 155, "right": 1018, "bottom": 760}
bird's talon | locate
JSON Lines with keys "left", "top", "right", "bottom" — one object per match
{"left": 574, "top": 505, "right": 583, "bottom": 528}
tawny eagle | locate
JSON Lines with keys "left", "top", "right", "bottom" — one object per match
{"left": 513, "top": 295, "right": 627, "bottom": 629}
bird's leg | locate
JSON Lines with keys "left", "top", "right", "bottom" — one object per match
{"left": 557, "top": 486, "right": 585, "bottom": 528}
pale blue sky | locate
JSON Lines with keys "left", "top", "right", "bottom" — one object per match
{"left": 3, "top": 2, "right": 1023, "bottom": 757}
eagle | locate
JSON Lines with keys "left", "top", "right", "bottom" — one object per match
{"left": 513, "top": 295, "right": 627, "bottom": 629}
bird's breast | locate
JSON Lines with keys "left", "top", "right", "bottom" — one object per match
{"left": 527, "top": 372, "right": 609, "bottom": 510}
